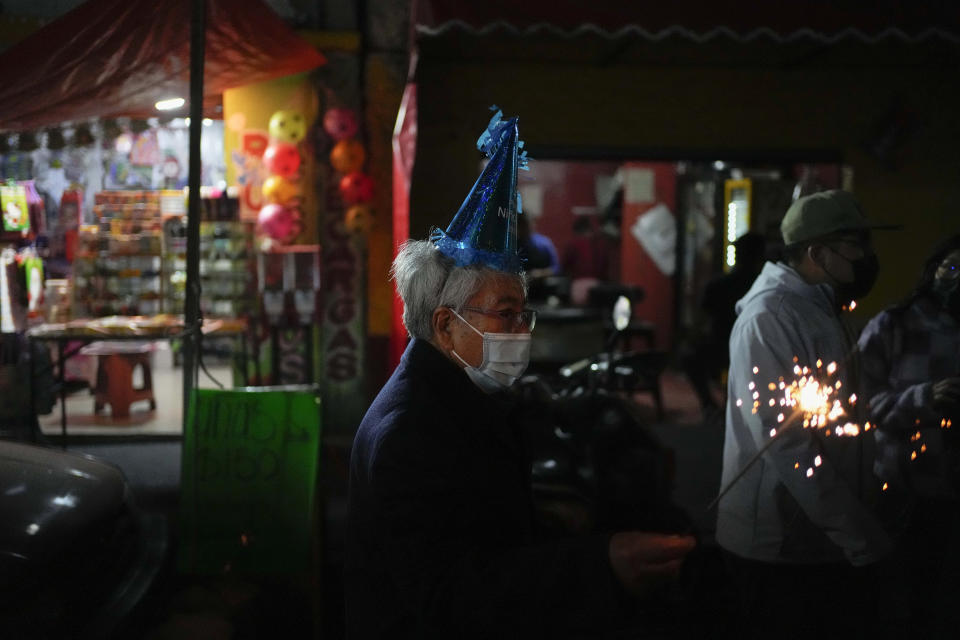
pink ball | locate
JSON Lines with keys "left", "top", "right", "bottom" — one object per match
{"left": 339, "top": 172, "right": 374, "bottom": 204}
{"left": 322, "top": 108, "right": 359, "bottom": 141}
{"left": 257, "top": 204, "right": 301, "bottom": 243}
{"left": 263, "top": 143, "right": 301, "bottom": 179}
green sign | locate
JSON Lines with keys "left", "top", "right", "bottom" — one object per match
{"left": 179, "top": 387, "right": 321, "bottom": 574}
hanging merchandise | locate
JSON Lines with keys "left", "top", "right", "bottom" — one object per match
{"left": 130, "top": 119, "right": 150, "bottom": 135}
{"left": 344, "top": 204, "right": 373, "bottom": 234}
{"left": 22, "top": 181, "right": 46, "bottom": 235}
{"left": 257, "top": 203, "right": 301, "bottom": 243}
{"left": 0, "top": 247, "right": 23, "bottom": 332}
{"left": 329, "top": 139, "right": 365, "bottom": 175}
{"left": 268, "top": 110, "right": 307, "bottom": 144}
{"left": 60, "top": 190, "right": 83, "bottom": 262}
{"left": 263, "top": 142, "right": 301, "bottom": 179}
{"left": 261, "top": 175, "right": 301, "bottom": 206}
{"left": 254, "top": 108, "right": 309, "bottom": 245}
{"left": 338, "top": 172, "right": 374, "bottom": 204}
{"left": 72, "top": 123, "right": 95, "bottom": 147}
{"left": 17, "top": 132, "right": 38, "bottom": 152}
{"left": 46, "top": 127, "right": 66, "bottom": 150}
{"left": 131, "top": 129, "right": 161, "bottom": 166}
{"left": 1, "top": 184, "right": 30, "bottom": 234}
{"left": 322, "top": 108, "right": 359, "bottom": 142}
{"left": 21, "top": 252, "right": 43, "bottom": 315}
{"left": 321, "top": 102, "right": 372, "bottom": 235}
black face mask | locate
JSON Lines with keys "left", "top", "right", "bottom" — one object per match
{"left": 827, "top": 251, "right": 879, "bottom": 304}
{"left": 932, "top": 277, "right": 960, "bottom": 318}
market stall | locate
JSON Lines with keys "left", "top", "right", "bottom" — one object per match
{"left": 28, "top": 315, "right": 248, "bottom": 438}
{"left": 0, "top": 0, "right": 327, "bottom": 436}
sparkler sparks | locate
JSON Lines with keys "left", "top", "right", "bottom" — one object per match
{"left": 773, "top": 361, "right": 850, "bottom": 430}
{"left": 738, "top": 358, "right": 871, "bottom": 478}
{"left": 710, "top": 353, "right": 881, "bottom": 513}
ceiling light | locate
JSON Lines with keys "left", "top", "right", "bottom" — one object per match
{"left": 155, "top": 97, "right": 185, "bottom": 111}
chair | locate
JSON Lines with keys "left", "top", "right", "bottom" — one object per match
{"left": 611, "top": 350, "right": 669, "bottom": 420}
{"left": 80, "top": 341, "right": 156, "bottom": 419}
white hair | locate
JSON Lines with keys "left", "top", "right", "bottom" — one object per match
{"left": 390, "top": 239, "right": 526, "bottom": 340}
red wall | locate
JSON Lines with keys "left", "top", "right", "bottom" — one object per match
{"left": 525, "top": 160, "right": 620, "bottom": 265}
{"left": 620, "top": 162, "right": 678, "bottom": 350}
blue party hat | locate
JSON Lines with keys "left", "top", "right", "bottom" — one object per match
{"left": 432, "top": 108, "right": 529, "bottom": 273}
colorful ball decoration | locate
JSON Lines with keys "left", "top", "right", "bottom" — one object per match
{"left": 344, "top": 204, "right": 373, "bottom": 234}
{"left": 268, "top": 110, "right": 307, "bottom": 144}
{"left": 261, "top": 175, "right": 301, "bottom": 205}
{"left": 263, "top": 143, "right": 301, "bottom": 179}
{"left": 329, "top": 139, "right": 366, "bottom": 175}
{"left": 257, "top": 204, "right": 301, "bottom": 243}
{"left": 322, "top": 108, "right": 359, "bottom": 141}
{"left": 339, "top": 172, "right": 374, "bottom": 204}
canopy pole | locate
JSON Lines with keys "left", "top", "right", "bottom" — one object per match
{"left": 183, "top": 0, "right": 206, "bottom": 427}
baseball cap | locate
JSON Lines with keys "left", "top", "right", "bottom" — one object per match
{"left": 780, "top": 189, "right": 900, "bottom": 247}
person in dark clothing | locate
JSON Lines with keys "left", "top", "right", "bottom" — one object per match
{"left": 562, "top": 216, "right": 609, "bottom": 281}
{"left": 683, "top": 232, "right": 766, "bottom": 414}
{"left": 517, "top": 212, "right": 560, "bottom": 277}
{"left": 346, "top": 105, "right": 693, "bottom": 640}
{"left": 346, "top": 240, "right": 695, "bottom": 639}
{"left": 858, "top": 234, "right": 960, "bottom": 638}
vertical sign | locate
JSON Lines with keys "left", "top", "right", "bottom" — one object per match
{"left": 319, "top": 197, "right": 367, "bottom": 434}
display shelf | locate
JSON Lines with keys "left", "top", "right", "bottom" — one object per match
{"left": 160, "top": 195, "right": 254, "bottom": 319}
{"left": 69, "top": 190, "right": 175, "bottom": 318}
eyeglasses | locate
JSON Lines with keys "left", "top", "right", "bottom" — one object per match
{"left": 460, "top": 306, "right": 537, "bottom": 332}
{"left": 939, "top": 262, "right": 960, "bottom": 279}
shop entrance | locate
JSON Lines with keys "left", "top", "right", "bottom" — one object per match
{"left": 518, "top": 157, "right": 844, "bottom": 360}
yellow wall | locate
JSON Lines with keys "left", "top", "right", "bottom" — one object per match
{"left": 411, "top": 60, "right": 960, "bottom": 319}
{"left": 223, "top": 72, "right": 319, "bottom": 243}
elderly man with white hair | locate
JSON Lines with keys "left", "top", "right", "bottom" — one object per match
{"left": 345, "top": 112, "right": 694, "bottom": 639}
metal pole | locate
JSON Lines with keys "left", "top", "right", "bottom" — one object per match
{"left": 183, "top": 0, "right": 206, "bottom": 427}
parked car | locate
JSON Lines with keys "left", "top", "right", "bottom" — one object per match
{"left": 0, "top": 440, "right": 166, "bottom": 638}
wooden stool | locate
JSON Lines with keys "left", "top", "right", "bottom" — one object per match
{"left": 81, "top": 342, "right": 156, "bottom": 419}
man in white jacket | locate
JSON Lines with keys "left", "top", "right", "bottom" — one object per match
{"left": 717, "top": 190, "right": 894, "bottom": 639}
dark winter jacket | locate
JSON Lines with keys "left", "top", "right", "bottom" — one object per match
{"left": 345, "top": 338, "right": 627, "bottom": 639}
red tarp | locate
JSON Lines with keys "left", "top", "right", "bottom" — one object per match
{"left": 0, "top": 0, "right": 326, "bottom": 132}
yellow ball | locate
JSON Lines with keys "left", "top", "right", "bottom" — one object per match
{"left": 261, "top": 175, "right": 301, "bottom": 205}
{"left": 268, "top": 110, "right": 307, "bottom": 144}
{"left": 345, "top": 204, "right": 373, "bottom": 234}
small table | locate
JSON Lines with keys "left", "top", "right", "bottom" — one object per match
{"left": 28, "top": 316, "right": 249, "bottom": 442}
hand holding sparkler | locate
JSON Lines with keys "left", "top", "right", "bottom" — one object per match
{"left": 608, "top": 531, "right": 697, "bottom": 597}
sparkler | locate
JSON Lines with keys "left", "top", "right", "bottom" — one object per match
{"left": 707, "top": 357, "right": 869, "bottom": 513}
{"left": 708, "top": 351, "right": 955, "bottom": 514}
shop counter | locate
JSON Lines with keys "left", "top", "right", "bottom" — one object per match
{"left": 28, "top": 316, "right": 249, "bottom": 440}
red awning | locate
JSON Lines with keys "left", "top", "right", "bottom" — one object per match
{"left": 0, "top": 0, "right": 326, "bottom": 132}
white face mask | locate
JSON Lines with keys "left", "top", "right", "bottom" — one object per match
{"left": 449, "top": 308, "right": 531, "bottom": 393}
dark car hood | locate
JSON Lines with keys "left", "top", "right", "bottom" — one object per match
{"left": 0, "top": 441, "right": 127, "bottom": 571}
